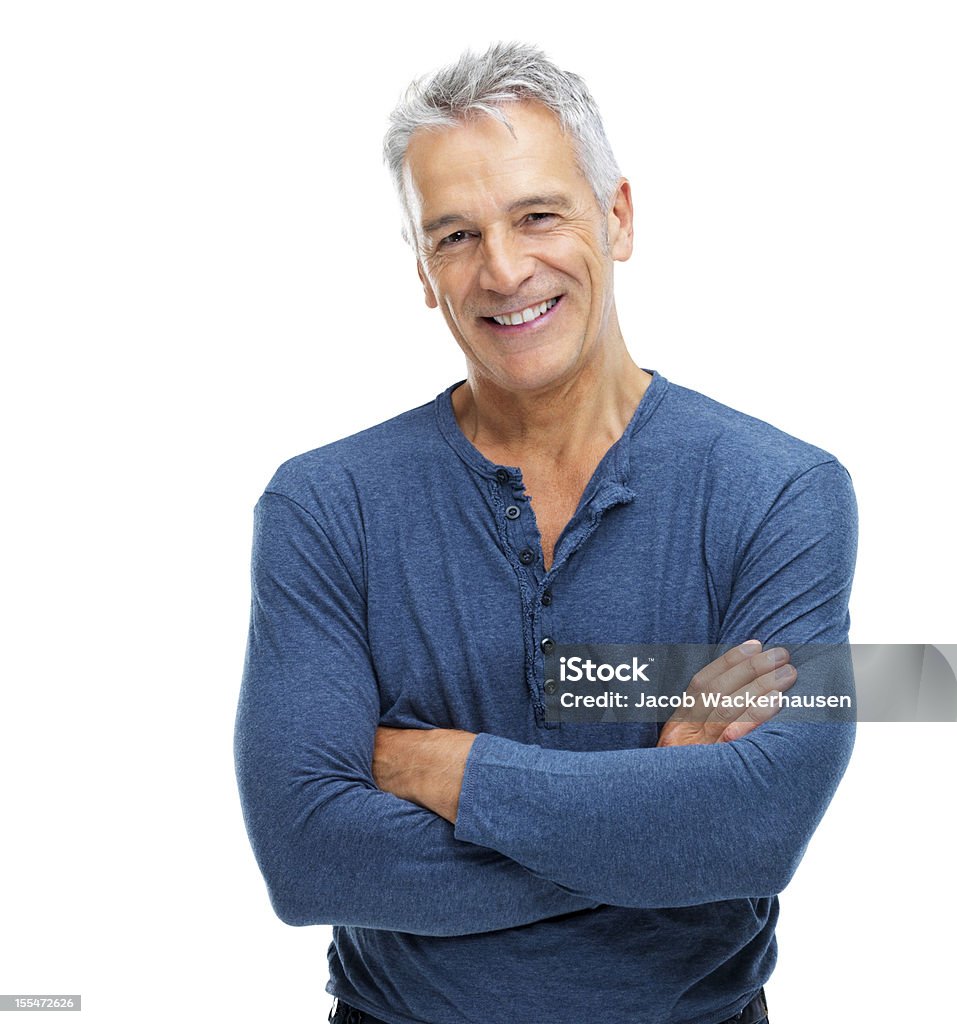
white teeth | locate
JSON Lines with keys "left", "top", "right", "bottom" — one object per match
{"left": 492, "top": 297, "right": 558, "bottom": 327}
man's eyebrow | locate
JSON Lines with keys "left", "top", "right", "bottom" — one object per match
{"left": 506, "top": 193, "right": 571, "bottom": 213}
{"left": 422, "top": 213, "right": 469, "bottom": 235}
{"left": 421, "top": 194, "right": 572, "bottom": 236}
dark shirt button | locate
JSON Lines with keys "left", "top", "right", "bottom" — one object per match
{"left": 543, "top": 678, "right": 557, "bottom": 695}
{"left": 519, "top": 548, "right": 535, "bottom": 565}
{"left": 541, "top": 637, "right": 554, "bottom": 654}
{"left": 505, "top": 505, "right": 521, "bottom": 520}
{"left": 495, "top": 468, "right": 510, "bottom": 483}
{"left": 541, "top": 589, "right": 552, "bottom": 606}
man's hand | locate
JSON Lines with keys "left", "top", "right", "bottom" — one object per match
{"left": 657, "top": 640, "right": 796, "bottom": 747}
{"left": 373, "top": 726, "right": 477, "bottom": 824}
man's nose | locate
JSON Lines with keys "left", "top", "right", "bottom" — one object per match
{"left": 477, "top": 231, "right": 535, "bottom": 296}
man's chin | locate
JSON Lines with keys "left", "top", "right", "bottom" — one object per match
{"left": 474, "top": 353, "right": 587, "bottom": 397}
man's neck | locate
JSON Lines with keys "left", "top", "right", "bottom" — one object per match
{"left": 451, "top": 344, "right": 652, "bottom": 471}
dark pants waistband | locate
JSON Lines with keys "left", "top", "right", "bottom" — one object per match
{"left": 328, "top": 986, "right": 768, "bottom": 1024}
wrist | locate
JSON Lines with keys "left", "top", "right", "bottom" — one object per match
{"left": 421, "top": 728, "right": 477, "bottom": 823}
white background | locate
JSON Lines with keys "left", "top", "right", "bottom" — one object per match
{"left": 2, "top": 2, "right": 954, "bottom": 1022}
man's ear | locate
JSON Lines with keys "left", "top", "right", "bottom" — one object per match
{"left": 417, "top": 260, "right": 438, "bottom": 309}
{"left": 607, "top": 179, "right": 635, "bottom": 262}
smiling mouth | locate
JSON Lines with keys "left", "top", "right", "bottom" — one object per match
{"left": 483, "top": 296, "right": 561, "bottom": 327}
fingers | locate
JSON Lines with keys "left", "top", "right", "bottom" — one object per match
{"left": 688, "top": 643, "right": 793, "bottom": 705}
{"left": 686, "top": 645, "right": 798, "bottom": 741}
{"left": 666, "top": 642, "right": 763, "bottom": 727}
{"left": 658, "top": 641, "right": 800, "bottom": 746}
{"left": 686, "top": 640, "right": 763, "bottom": 691}
{"left": 717, "top": 672, "right": 797, "bottom": 742}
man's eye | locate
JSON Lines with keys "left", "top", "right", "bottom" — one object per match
{"left": 439, "top": 230, "right": 470, "bottom": 248}
{"left": 526, "top": 212, "right": 555, "bottom": 224}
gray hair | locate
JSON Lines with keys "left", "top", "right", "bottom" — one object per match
{"left": 383, "top": 42, "right": 622, "bottom": 247}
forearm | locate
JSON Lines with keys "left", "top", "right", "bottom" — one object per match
{"left": 372, "top": 725, "right": 477, "bottom": 823}
{"left": 235, "top": 718, "right": 600, "bottom": 934}
{"left": 452, "top": 720, "right": 854, "bottom": 907}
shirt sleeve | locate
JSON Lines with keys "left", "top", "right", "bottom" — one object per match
{"left": 453, "top": 459, "right": 858, "bottom": 908}
{"left": 233, "top": 489, "right": 600, "bottom": 936}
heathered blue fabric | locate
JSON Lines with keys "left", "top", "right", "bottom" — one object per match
{"left": 234, "top": 370, "right": 857, "bottom": 1024}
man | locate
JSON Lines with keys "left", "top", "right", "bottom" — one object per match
{"left": 234, "top": 42, "right": 857, "bottom": 1024}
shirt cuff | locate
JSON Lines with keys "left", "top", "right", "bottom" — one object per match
{"left": 454, "top": 732, "right": 544, "bottom": 848}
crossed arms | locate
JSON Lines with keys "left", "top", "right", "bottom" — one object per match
{"left": 372, "top": 640, "right": 801, "bottom": 823}
{"left": 234, "top": 460, "right": 857, "bottom": 934}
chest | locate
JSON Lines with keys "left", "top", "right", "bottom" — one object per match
{"left": 519, "top": 465, "right": 594, "bottom": 570}
{"left": 364, "top": 487, "right": 723, "bottom": 746}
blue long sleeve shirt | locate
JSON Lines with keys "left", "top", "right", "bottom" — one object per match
{"left": 234, "top": 370, "right": 858, "bottom": 1024}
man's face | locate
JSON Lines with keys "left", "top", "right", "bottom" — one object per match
{"left": 403, "top": 101, "right": 633, "bottom": 396}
